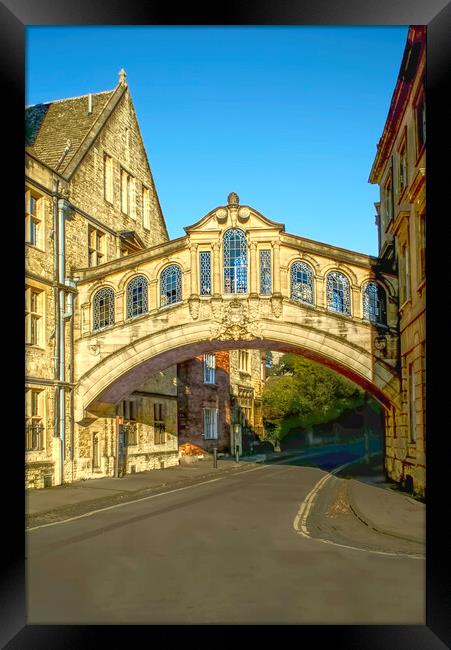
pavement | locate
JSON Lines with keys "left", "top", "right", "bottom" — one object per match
{"left": 347, "top": 476, "right": 425, "bottom": 544}
{"left": 25, "top": 447, "right": 425, "bottom": 546}
{"left": 334, "top": 454, "right": 425, "bottom": 544}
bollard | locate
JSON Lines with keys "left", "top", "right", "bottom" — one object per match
{"left": 213, "top": 447, "right": 218, "bottom": 469}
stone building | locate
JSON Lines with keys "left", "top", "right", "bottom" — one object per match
{"left": 369, "top": 26, "right": 426, "bottom": 496}
{"left": 25, "top": 69, "right": 178, "bottom": 488}
{"left": 177, "top": 349, "right": 265, "bottom": 457}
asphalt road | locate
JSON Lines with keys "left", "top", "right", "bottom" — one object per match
{"left": 27, "top": 447, "right": 425, "bottom": 625}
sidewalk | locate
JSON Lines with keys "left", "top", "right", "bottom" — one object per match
{"left": 347, "top": 479, "right": 425, "bottom": 544}
{"left": 333, "top": 454, "right": 425, "bottom": 545}
{"left": 25, "top": 456, "right": 261, "bottom": 529}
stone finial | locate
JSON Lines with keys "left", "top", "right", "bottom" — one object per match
{"left": 227, "top": 192, "right": 239, "bottom": 206}
{"left": 119, "top": 68, "right": 127, "bottom": 86}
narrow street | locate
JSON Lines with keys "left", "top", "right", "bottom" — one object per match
{"left": 27, "top": 449, "right": 425, "bottom": 625}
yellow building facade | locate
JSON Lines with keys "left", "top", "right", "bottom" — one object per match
{"left": 369, "top": 26, "right": 426, "bottom": 496}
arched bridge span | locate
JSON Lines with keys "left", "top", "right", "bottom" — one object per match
{"left": 73, "top": 194, "right": 400, "bottom": 423}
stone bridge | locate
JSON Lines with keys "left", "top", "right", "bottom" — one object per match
{"left": 72, "top": 193, "right": 400, "bottom": 425}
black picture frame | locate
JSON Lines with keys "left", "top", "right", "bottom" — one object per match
{"left": 4, "top": 0, "right": 450, "bottom": 647}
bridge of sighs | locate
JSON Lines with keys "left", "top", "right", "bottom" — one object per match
{"left": 72, "top": 193, "right": 400, "bottom": 434}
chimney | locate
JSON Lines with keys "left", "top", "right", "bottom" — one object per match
{"left": 88, "top": 93, "right": 93, "bottom": 115}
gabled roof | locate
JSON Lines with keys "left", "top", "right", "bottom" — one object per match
{"left": 118, "top": 230, "right": 146, "bottom": 250}
{"left": 25, "top": 89, "right": 115, "bottom": 174}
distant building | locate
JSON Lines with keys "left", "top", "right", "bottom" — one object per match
{"left": 177, "top": 350, "right": 266, "bottom": 457}
{"left": 369, "top": 26, "right": 426, "bottom": 496}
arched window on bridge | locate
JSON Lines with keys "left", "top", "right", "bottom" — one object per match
{"left": 362, "top": 282, "right": 387, "bottom": 325}
{"left": 93, "top": 287, "right": 115, "bottom": 330}
{"left": 126, "top": 275, "right": 148, "bottom": 319}
{"left": 223, "top": 228, "right": 247, "bottom": 294}
{"left": 290, "top": 261, "right": 314, "bottom": 305}
{"left": 160, "top": 264, "right": 182, "bottom": 307}
{"left": 326, "top": 271, "right": 351, "bottom": 315}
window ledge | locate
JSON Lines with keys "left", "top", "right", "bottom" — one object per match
{"left": 399, "top": 298, "right": 412, "bottom": 315}
{"left": 25, "top": 242, "right": 45, "bottom": 253}
{"left": 125, "top": 312, "right": 149, "bottom": 323}
{"left": 159, "top": 301, "right": 183, "bottom": 311}
{"left": 414, "top": 144, "right": 426, "bottom": 167}
{"left": 92, "top": 324, "right": 115, "bottom": 334}
{"left": 26, "top": 344, "right": 46, "bottom": 351}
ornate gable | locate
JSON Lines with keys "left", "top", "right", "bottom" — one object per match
{"left": 184, "top": 192, "right": 285, "bottom": 235}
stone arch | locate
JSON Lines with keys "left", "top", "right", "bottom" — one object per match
{"left": 359, "top": 273, "right": 397, "bottom": 300}
{"left": 150, "top": 256, "right": 188, "bottom": 282}
{"left": 118, "top": 268, "right": 152, "bottom": 292}
{"left": 75, "top": 318, "right": 401, "bottom": 423}
{"left": 87, "top": 279, "right": 117, "bottom": 304}
{"left": 321, "top": 262, "right": 358, "bottom": 287}
{"left": 285, "top": 251, "right": 321, "bottom": 276}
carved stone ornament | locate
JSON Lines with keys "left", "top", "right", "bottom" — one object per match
{"left": 227, "top": 192, "right": 239, "bottom": 206}
{"left": 188, "top": 295, "right": 200, "bottom": 320}
{"left": 238, "top": 207, "right": 250, "bottom": 221}
{"left": 210, "top": 295, "right": 223, "bottom": 320}
{"left": 216, "top": 208, "right": 228, "bottom": 222}
{"left": 374, "top": 335, "right": 387, "bottom": 350}
{"left": 210, "top": 297, "right": 262, "bottom": 341}
{"left": 271, "top": 294, "right": 283, "bottom": 318}
{"left": 89, "top": 342, "right": 100, "bottom": 356}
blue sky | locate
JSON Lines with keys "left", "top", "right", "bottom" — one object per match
{"left": 26, "top": 26, "right": 408, "bottom": 256}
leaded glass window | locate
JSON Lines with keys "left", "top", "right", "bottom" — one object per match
{"left": 223, "top": 228, "right": 247, "bottom": 294}
{"left": 203, "top": 408, "right": 218, "bottom": 439}
{"left": 260, "top": 250, "right": 272, "bottom": 295}
{"left": 126, "top": 275, "right": 148, "bottom": 319}
{"left": 362, "top": 282, "right": 386, "bottom": 324}
{"left": 93, "top": 287, "right": 115, "bottom": 330}
{"left": 290, "top": 261, "right": 314, "bottom": 304}
{"left": 199, "top": 251, "right": 212, "bottom": 296}
{"left": 160, "top": 264, "right": 182, "bottom": 307}
{"left": 204, "top": 353, "right": 216, "bottom": 384}
{"left": 326, "top": 271, "right": 351, "bottom": 315}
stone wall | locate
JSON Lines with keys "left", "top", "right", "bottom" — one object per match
{"left": 67, "top": 89, "right": 167, "bottom": 254}
{"left": 25, "top": 82, "right": 174, "bottom": 489}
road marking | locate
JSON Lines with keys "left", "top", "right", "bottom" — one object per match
{"left": 27, "top": 464, "right": 268, "bottom": 532}
{"left": 292, "top": 458, "right": 425, "bottom": 561}
{"left": 26, "top": 453, "right": 325, "bottom": 532}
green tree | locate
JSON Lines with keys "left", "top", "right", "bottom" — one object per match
{"left": 262, "top": 353, "right": 364, "bottom": 440}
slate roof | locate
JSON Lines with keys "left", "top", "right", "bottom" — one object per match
{"left": 25, "top": 90, "right": 114, "bottom": 173}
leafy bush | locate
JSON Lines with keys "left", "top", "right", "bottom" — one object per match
{"left": 262, "top": 354, "right": 366, "bottom": 441}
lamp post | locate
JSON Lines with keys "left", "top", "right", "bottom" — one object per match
{"left": 233, "top": 422, "right": 241, "bottom": 463}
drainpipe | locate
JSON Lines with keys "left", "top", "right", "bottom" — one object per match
{"left": 52, "top": 179, "right": 61, "bottom": 483}
{"left": 57, "top": 197, "right": 71, "bottom": 485}
{"left": 64, "top": 279, "right": 76, "bottom": 464}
